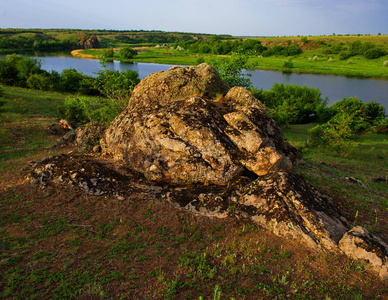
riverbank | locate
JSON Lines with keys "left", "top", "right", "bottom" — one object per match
{"left": 72, "top": 46, "right": 388, "bottom": 79}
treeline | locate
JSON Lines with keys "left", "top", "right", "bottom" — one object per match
{"left": 0, "top": 54, "right": 139, "bottom": 95}
{"left": 338, "top": 40, "right": 386, "bottom": 60}
{"left": 0, "top": 54, "right": 140, "bottom": 125}
{"left": 174, "top": 37, "right": 302, "bottom": 56}
{"left": 114, "top": 32, "right": 197, "bottom": 45}
{"left": 0, "top": 36, "right": 77, "bottom": 51}
{"left": 0, "top": 28, "right": 231, "bottom": 51}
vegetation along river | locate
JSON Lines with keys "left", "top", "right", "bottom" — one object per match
{"left": 19, "top": 55, "right": 388, "bottom": 107}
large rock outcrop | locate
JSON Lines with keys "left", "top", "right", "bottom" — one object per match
{"left": 77, "top": 35, "right": 100, "bottom": 49}
{"left": 101, "top": 64, "right": 295, "bottom": 185}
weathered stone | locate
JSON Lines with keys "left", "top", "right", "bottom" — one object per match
{"left": 339, "top": 226, "right": 388, "bottom": 280}
{"left": 55, "top": 122, "right": 106, "bottom": 151}
{"left": 230, "top": 171, "right": 349, "bottom": 251}
{"left": 77, "top": 35, "right": 100, "bottom": 49}
{"left": 101, "top": 64, "right": 296, "bottom": 185}
{"left": 345, "top": 176, "right": 366, "bottom": 187}
{"left": 127, "top": 63, "right": 229, "bottom": 110}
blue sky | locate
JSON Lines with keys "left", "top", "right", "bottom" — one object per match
{"left": 0, "top": 0, "right": 386, "bottom": 36}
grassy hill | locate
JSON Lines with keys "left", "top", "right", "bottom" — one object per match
{"left": 0, "top": 86, "right": 387, "bottom": 299}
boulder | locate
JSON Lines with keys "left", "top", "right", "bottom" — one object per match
{"left": 101, "top": 64, "right": 295, "bottom": 185}
{"left": 77, "top": 35, "right": 100, "bottom": 49}
{"left": 230, "top": 171, "right": 349, "bottom": 251}
{"left": 339, "top": 226, "right": 388, "bottom": 280}
{"left": 127, "top": 63, "right": 229, "bottom": 110}
{"left": 54, "top": 122, "right": 106, "bottom": 152}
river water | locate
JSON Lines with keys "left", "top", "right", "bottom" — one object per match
{"left": 2, "top": 54, "right": 388, "bottom": 107}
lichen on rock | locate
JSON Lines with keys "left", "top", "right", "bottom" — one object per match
{"left": 101, "top": 64, "right": 295, "bottom": 185}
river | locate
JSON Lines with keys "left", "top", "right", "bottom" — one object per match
{"left": 2, "top": 54, "right": 388, "bottom": 107}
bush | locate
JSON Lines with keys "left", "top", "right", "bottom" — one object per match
{"left": 197, "top": 57, "right": 205, "bottom": 64}
{"left": 364, "top": 48, "right": 385, "bottom": 59}
{"left": 27, "top": 73, "right": 52, "bottom": 91}
{"left": 209, "top": 53, "right": 252, "bottom": 88}
{"left": 59, "top": 96, "right": 93, "bottom": 124}
{"left": 383, "top": 60, "right": 388, "bottom": 67}
{"left": 0, "top": 60, "right": 18, "bottom": 85}
{"left": 308, "top": 113, "right": 358, "bottom": 156}
{"left": 329, "top": 97, "right": 384, "bottom": 136}
{"left": 283, "top": 59, "right": 293, "bottom": 68}
{"left": 58, "top": 68, "right": 94, "bottom": 94}
{"left": 313, "top": 56, "right": 319, "bottom": 61}
{"left": 94, "top": 68, "right": 140, "bottom": 110}
{"left": 119, "top": 47, "right": 137, "bottom": 60}
{"left": 260, "top": 83, "right": 328, "bottom": 124}
{"left": 339, "top": 52, "right": 350, "bottom": 60}
{"left": 101, "top": 48, "right": 114, "bottom": 60}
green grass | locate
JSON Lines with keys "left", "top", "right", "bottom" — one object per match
{"left": 0, "top": 87, "right": 388, "bottom": 299}
{"left": 283, "top": 124, "right": 388, "bottom": 220}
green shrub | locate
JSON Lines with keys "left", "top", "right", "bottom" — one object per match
{"left": 328, "top": 97, "right": 384, "bottom": 136}
{"left": 260, "top": 83, "right": 327, "bottom": 124}
{"left": 58, "top": 68, "right": 95, "bottom": 94}
{"left": 363, "top": 100, "right": 385, "bottom": 119}
{"left": 308, "top": 113, "right": 358, "bottom": 156}
{"left": 283, "top": 59, "right": 293, "bottom": 68}
{"left": 58, "top": 96, "right": 93, "bottom": 124}
{"left": 197, "top": 57, "right": 205, "bottom": 64}
{"left": 339, "top": 51, "right": 350, "bottom": 60}
{"left": 101, "top": 48, "right": 114, "bottom": 60}
{"left": 383, "top": 60, "right": 388, "bottom": 67}
{"left": 0, "top": 60, "right": 18, "bottom": 85}
{"left": 364, "top": 48, "right": 385, "bottom": 59}
{"left": 209, "top": 53, "right": 252, "bottom": 88}
{"left": 27, "top": 73, "right": 53, "bottom": 91}
{"left": 94, "top": 68, "right": 140, "bottom": 110}
{"left": 119, "top": 47, "right": 137, "bottom": 60}
{"left": 313, "top": 55, "right": 319, "bottom": 61}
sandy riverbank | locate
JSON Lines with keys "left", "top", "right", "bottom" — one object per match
{"left": 71, "top": 47, "right": 150, "bottom": 59}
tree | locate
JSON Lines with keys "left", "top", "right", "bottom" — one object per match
{"left": 119, "top": 47, "right": 137, "bottom": 60}
{"left": 209, "top": 53, "right": 252, "bottom": 88}
{"left": 101, "top": 48, "right": 114, "bottom": 60}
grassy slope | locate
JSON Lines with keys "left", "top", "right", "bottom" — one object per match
{"left": 0, "top": 87, "right": 388, "bottom": 299}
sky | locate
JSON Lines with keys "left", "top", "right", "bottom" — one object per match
{"left": 0, "top": 0, "right": 386, "bottom": 36}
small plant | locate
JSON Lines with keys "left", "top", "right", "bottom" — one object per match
{"left": 283, "top": 59, "right": 293, "bottom": 68}
{"left": 347, "top": 60, "right": 353, "bottom": 64}
{"left": 197, "top": 57, "right": 205, "bottom": 64}
{"left": 328, "top": 57, "right": 333, "bottom": 62}
{"left": 383, "top": 60, "right": 388, "bottom": 67}
{"left": 308, "top": 113, "right": 358, "bottom": 156}
{"left": 313, "top": 55, "right": 319, "bottom": 61}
